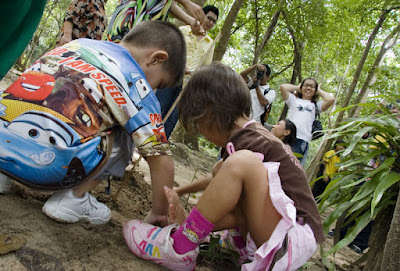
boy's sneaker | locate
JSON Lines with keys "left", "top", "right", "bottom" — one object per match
{"left": 123, "top": 219, "right": 198, "bottom": 271}
{"left": 42, "top": 189, "right": 110, "bottom": 224}
{"left": 0, "top": 173, "right": 13, "bottom": 194}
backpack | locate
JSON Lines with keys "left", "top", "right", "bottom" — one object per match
{"left": 311, "top": 103, "right": 324, "bottom": 140}
{"left": 260, "top": 88, "right": 273, "bottom": 126}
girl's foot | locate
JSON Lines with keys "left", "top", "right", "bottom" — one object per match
{"left": 164, "top": 186, "right": 187, "bottom": 225}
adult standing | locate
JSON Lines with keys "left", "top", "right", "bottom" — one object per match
{"left": 57, "top": 0, "right": 108, "bottom": 46}
{"left": 240, "top": 63, "right": 275, "bottom": 125}
{"left": 156, "top": 5, "right": 219, "bottom": 138}
{"left": 280, "top": 78, "right": 335, "bottom": 165}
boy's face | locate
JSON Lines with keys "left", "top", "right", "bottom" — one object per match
{"left": 143, "top": 64, "right": 175, "bottom": 90}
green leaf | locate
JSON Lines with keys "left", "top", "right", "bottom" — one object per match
{"left": 343, "top": 126, "right": 373, "bottom": 156}
{"left": 371, "top": 172, "right": 400, "bottom": 214}
{"left": 324, "top": 210, "right": 372, "bottom": 256}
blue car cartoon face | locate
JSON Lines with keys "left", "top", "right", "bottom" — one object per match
{"left": 0, "top": 111, "right": 104, "bottom": 190}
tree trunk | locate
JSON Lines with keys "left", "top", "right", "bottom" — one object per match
{"left": 254, "top": 0, "right": 259, "bottom": 53}
{"left": 252, "top": 0, "right": 284, "bottom": 64}
{"left": 279, "top": 10, "right": 303, "bottom": 121}
{"left": 380, "top": 191, "right": 400, "bottom": 271}
{"left": 349, "top": 22, "right": 400, "bottom": 118}
{"left": 365, "top": 205, "right": 395, "bottom": 271}
{"left": 212, "top": 0, "right": 245, "bottom": 61}
{"left": 334, "top": 8, "right": 390, "bottom": 126}
{"left": 170, "top": 123, "right": 199, "bottom": 151}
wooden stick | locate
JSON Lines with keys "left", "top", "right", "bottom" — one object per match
{"left": 112, "top": 154, "right": 142, "bottom": 201}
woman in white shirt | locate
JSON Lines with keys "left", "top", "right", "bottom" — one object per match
{"left": 280, "top": 78, "right": 335, "bottom": 165}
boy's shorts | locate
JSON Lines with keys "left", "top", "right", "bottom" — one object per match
{"left": 242, "top": 162, "right": 317, "bottom": 271}
{"left": 93, "top": 127, "right": 134, "bottom": 180}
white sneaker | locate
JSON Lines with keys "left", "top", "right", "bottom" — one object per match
{"left": 42, "top": 189, "right": 111, "bottom": 224}
{"left": 0, "top": 172, "right": 13, "bottom": 194}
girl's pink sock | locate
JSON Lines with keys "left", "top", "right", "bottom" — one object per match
{"left": 171, "top": 206, "right": 215, "bottom": 254}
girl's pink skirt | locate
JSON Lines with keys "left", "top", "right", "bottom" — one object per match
{"left": 242, "top": 162, "right": 317, "bottom": 271}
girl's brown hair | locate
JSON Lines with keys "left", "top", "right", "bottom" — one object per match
{"left": 178, "top": 62, "right": 251, "bottom": 134}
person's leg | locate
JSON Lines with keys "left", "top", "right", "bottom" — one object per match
{"left": 292, "top": 138, "right": 308, "bottom": 166}
{"left": 193, "top": 150, "right": 282, "bottom": 247}
{"left": 123, "top": 150, "right": 281, "bottom": 269}
{"left": 156, "top": 86, "right": 180, "bottom": 139}
{"left": 42, "top": 127, "right": 133, "bottom": 224}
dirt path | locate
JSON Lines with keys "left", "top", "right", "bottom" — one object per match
{"left": 0, "top": 142, "right": 215, "bottom": 271}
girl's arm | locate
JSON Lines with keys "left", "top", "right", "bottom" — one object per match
{"left": 174, "top": 159, "right": 223, "bottom": 196}
{"left": 174, "top": 175, "right": 212, "bottom": 196}
{"left": 317, "top": 87, "right": 335, "bottom": 111}
{"left": 280, "top": 83, "right": 299, "bottom": 101}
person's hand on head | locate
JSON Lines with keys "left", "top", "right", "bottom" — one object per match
{"left": 144, "top": 210, "right": 169, "bottom": 227}
{"left": 316, "top": 84, "right": 321, "bottom": 95}
{"left": 256, "top": 64, "right": 265, "bottom": 72}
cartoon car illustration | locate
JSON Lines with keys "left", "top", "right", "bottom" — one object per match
{"left": 0, "top": 111, "right": 104, "bottom": 190}
{"left": 6, "top": 71, "right": 55, "bottom": 100}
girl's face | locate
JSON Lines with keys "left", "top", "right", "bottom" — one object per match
{"left": 271, "top": 120, "right": 289, "bottom": 140}
{"left": 198, "top": 121, "right": 228, "bottom": 147}
{"left": 301, "top": 79, "right": 317, "bottom": 101}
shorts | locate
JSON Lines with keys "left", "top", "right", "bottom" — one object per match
{"left": 242, "top": 162, "right": 317, "bottom": 271}
{"left": 93, "top": 127, "right": 134, "bottom": 180}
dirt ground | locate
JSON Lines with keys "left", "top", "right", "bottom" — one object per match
{"left": 0, "top": 71, "right": 364, "bottom": 270}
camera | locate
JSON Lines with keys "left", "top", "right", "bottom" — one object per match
{"left": 256, "top": 69, "right": 265, "bottom": 80}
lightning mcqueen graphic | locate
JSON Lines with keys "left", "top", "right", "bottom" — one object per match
{"left": 0, "top": 111, "right": 104, "bottom": 190}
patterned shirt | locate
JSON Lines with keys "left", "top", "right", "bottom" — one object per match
{"left": 107, "top": 0, "right": 172, "bottom": 42}
{"left": 63, "top": 0, "right": 108, "bottom": 40}
{"left": 0, "top": 39, "right": 169, "bottom": 189}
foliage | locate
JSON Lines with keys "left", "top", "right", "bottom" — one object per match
{"left": 315, "top": 99, "right": 400, "bottom": 258}
{"left": 198, "top": 135, "right": 220, "bottom": 158}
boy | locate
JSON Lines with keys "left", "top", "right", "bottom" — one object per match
{"left": 0, "top": 20, "right": 186, "bottom": 227}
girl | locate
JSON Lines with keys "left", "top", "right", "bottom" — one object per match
{"left": 173, "top": 118, "right": 297, "bottom": 197}
{"left": 271, "top": 119, "right": 297, "bottom": 151}
{"left": 123, "top": 63, "right": 324, "bottom": 270}
{"left": 280, "top": 79, "right": 335, "bottom": 165}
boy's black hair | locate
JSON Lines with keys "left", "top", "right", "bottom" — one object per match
{"left": 282, "top": 119, "right": 297, "bottom": 148}
{"left": 203, "top": 5, "right": 219, "bottom": 18}
{"left": 178, "top": 62, "right": 251, "bottom": 134}
{"left": 298, "top": 77, "right": 319, "bottom": 103}
{"left": 121, "top": 20, "right": 186, "bottom": 86}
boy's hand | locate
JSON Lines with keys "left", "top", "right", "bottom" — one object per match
{"left": 144, "top": 211, "right": 169, "bottom": 227}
